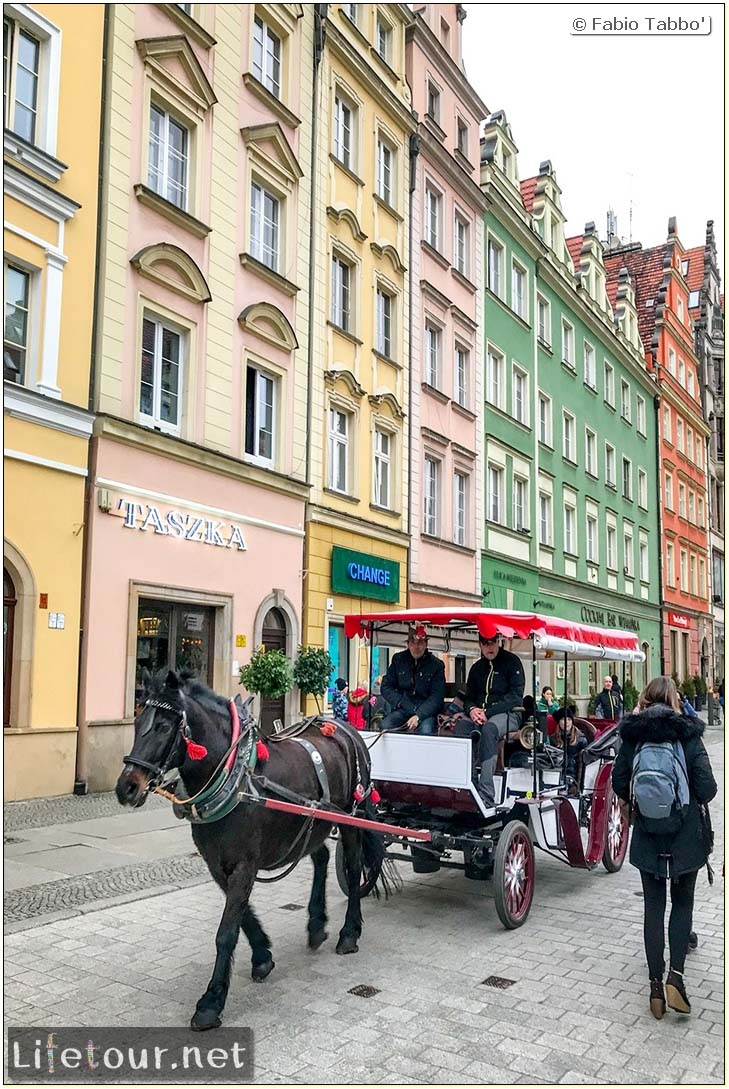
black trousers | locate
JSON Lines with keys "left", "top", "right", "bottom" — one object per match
{"left": 640, "top": 868, "right": 698, "bottom": 979}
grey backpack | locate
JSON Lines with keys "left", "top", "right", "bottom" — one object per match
{"left": 630, "top": 741, "right": 690, "bottom": 834}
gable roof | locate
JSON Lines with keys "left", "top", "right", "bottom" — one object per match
{"left": 520, "top": 176, "right": 537, "bottom": 214}
{"left": 604, "top": 243, "right": 666, "bottom": 349}
{"left": 566, "top": 235, "right": 583, "bottom": 270}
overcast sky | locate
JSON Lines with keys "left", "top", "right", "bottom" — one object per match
{"left": 461, "top": 3, "right": 725, "bottom": 262}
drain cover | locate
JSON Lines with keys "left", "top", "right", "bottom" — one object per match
{"left": 481, "top": 975, "right": 516, "bottom": 989}
{"left": 280, "top": 903, "right": 305, "bottom": 911}
{"left": 348, "top": 984, "right": 380, "bottom": 998}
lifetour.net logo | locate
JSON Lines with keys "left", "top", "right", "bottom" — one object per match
{"left": 6, "top": 1028, "right": 254, "bottom": 1083}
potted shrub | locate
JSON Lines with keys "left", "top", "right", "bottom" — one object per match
{"left": 239, "top": 647, "right": 293, "bottom": 721}
{"left": 680, "top": 677, "right": 696, "bottom": 708}
{"left": 693, "top": 673, "right": 707, "bottom": 710}
{"left": 622, "top": 678, "right": 639, "bottom": 713}
{"left": 293, "top": 646, "right": 335, "bottom": 715}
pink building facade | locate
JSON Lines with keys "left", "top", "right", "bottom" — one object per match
{"left": 80, "top": 4, "right": 314, "bottom": 790}
{"left": 406, "top": 5, "right": 487, "bottom": 610}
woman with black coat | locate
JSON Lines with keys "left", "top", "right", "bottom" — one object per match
{"left": 612, "top": 676, "right": 717, "bottom": 1019}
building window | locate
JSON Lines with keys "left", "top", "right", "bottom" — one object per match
{"left": 140, "top": 315, "right": 184, "bottom": 434}
{"left": 487, "top": 237, "right": 504, "bottom": 298}
{"left": 426, "top": 80, "right": 440, "bottom": 123}
{"left": 424, "top": 323, "right": 441, "bottom": 387}
{"left": 3, "top": 17, "right": 40, "bottom": 143}
{"left": 343, "top": 4, "right": 358, "bottom": 24}
{"left": 668, "top": 347, "right": 676, "bottom": 376}
{"left": 245, "top": 365, "right": 276, "bottom": 466}
{"left": 328, "top": 407, "right": 349, "bottom": 493}
{"left": 376, "top": 137, "right": 393, "bottom": 205}
{"left": 687, "top": 428, "right": 694, "bottom": 462}
{"left": 538, "top": 393, "right": 552, "bottom": 446}
{"left": 689, "top": 289, "right": 700, "bottom": 309}
{"left": 456, "top": 117, "right": 468, "bottom": 156}
{"left": 678, "top": 358, "right": 685, "bottom": 386}
{"left": 712, "top": 550, "right": 723, "bottom": 604}
{"left": 676, "top": 417, "right": 684, "bottom": 452}
{"left": 252, "top": 15, "right": 281, "bottom": 98}
{"left": 640, "top": 539, "right": 649, "bottom": 583}
{"left": 638, "top": 468, "right": 648, "bottom": 508}
{"left": 424, "top": 185, "right": 442, "bottom": 250}
{"left": 586, "top": 513, "right": 598, "bottom": 564}
{"left": 424, "top": 456, "right": 439, "bottom": 535}
{"left": 622, "top": 456, "right": 633, "bottom": 500}
{"left": 688, "top": 372, "right": 695, "bottom": 397}
{"left": 487, "top": 463, "right": 504, "bottom": 524}
{"left": 688, "top": 490, "right": 696, "bottom": 524}
{"left": 561, "top": 320, "right": 574, "bottom": 367}
{"left": 454, "top": 345, "right": 468, "bottom": 408}
{"left": 607, "top": 524, "right": 617, "bottom": 570}
{"left": 250, "top": 182, "right": 280, "bottom": 271}
{"left": 373, "top": 429, "right": 391, "bottom": 508}
{"left": 376, "top": 288, "right": 392, "bottom": 358}
{"left": 636, "top": 394, "right": 646, "bottom": 435}
{"left": 680, "top": 549, "right": 688, "bottom": 591}
{"left": 678, "top": 482, "right": 686, "bottom": 518}
{"left": 331, "top": 255, "right": 351, "bottom": 331}
{"left": 690, "top": 553, "right": 697, "bottom": 595}
{"left": 663, "top": 403, "right": 672, "bottom": 442}
{"left": 454, "top": 215, "right": 470, "bottom": 277}
{"left": 585, "top": 428, "right": 597, "bottom": 477}
{"left": 584, "top": 342, "right": 596, "bottom": 389}
{"left": 699, "top": 557, "right": 706, "bottom": 599}
{"left": 666, "top": 542, "right": 675, "bottom": 586}
{"left": 376, "top": 17, "right": 392, "bottom": 62}
{"left": 605, "top": 443, "right": 616, "bottom": 488}
{"left": 664, "top": 472, "right": 673, "bottom": 510}
{"left": 454, "top": 471, "right": 467, "bottom": 545}
{"left": 512, "top": 365, "right": 528, "bottom": 425}
{"left": 677, "top": 297, "right": 684, "bottom": 324}
{"left": 562, "top": 410, "right": 576, "bottom": 462}
{"left": 538, "top": 492, "right": 552, "bottom": 546}
{"left": 512, "top": 261, "right": 526, "bottom": 319}
{"left": 624, "top": 529, "right": 634, "bottom": 578}
{"left": 604, "top": 361, "right": 615, "bottom": 406}
{"left": 620, "top": 379, "right": 631, "bottom": 421}
{"left": 486, "top": 348, "right": 504, "bottom": 409}
{"left": 698, "top": 496, "right": 705, "bottom": 528}
{"left": 537, "top": 295, "right": 550, "bottom": 347}
{"left": 3, "top": 263, "right": 30, "bottom": 385}
{"left": 564, "top": 502, "right": 576, "bottom": 555}
{"left": 513, "top": 476, "right": 528, "bottom": 533}
{"left": 333, "top": 92, "right": 353, "bottom": 169}
{"left": 148, "top": 103, "right": 188, "bottom": 210}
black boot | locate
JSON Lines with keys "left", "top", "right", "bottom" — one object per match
{"left": 649, "top": 978, "right": 665, "bottom": 1020}
{"left": 688, "top": 931, "right": 698, "bottom": 951}
{"left": 666, "top": 969, "right": 691, "bottom": 1014}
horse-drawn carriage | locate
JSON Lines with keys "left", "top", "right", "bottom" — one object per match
{"left": 334, "top": 607, "right": 643, "bottom": 928}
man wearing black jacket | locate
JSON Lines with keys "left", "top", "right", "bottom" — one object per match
{"left": 380, "top": 626, "right": 446, "bottom": 735}
{"left": 463, "top": 634, "right": 525, "bottom": 806}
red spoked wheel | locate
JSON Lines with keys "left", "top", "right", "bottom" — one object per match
{"left": 493, "top": 821, "right": 535, "bottom": 929}
{"left": 602, "top": 785, "right": 629, "bottom": 872}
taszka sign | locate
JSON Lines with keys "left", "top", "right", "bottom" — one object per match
{"left": 667, "top": 611, "right": 690, "bottom": 629}
{"left": 116, "top": 498, "right": 247, "bottom": 551}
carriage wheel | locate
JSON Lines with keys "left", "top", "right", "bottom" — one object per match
{"left": 334, "top": 836, "right": 383, "bottom": 899}
{"left": 493, "top": 821, "right": 535, "bottom": 929}
{"left": 602, "top": 786, "right": 629, "bottom": 872}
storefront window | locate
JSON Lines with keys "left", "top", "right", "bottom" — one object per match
{"left": 135, "top": 599, "right": 214, "bottom": 702}
{"left": 327, "top": 622, "right": 348, "bottom": 706}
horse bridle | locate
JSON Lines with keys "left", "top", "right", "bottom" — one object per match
{"left": 123, "top": 698, "right": 190, "bottom": 786}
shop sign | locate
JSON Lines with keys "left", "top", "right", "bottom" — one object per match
{"left": 580, "top": 605, "right": 640, "bottom": 632}
{"left": 116, "top": 498, "right": 247, "bottom": 551}
{"left": 331, "top": 546, "right": 400, "bottom": 603}
{"left": 668, "top": 611, "right": 691, "bottom": 629}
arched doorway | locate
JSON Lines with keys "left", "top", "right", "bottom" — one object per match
{"left": 4, "top": 568, "right": 17, "bottom": 726}
{"left": 260, "top": 607, "right": 287, "bottom": 735}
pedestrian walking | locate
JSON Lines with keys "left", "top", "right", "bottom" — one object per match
{"left": 612, "top": 675, "right": 717, "bottom": 1019}
{"left": 594, "top": 675, "right": 622, "bottom": 721}
{"left": 332, "top": 678, "right": 348, "bottom": 721}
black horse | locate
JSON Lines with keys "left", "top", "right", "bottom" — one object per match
{"left": 115, "top": 670, "right": 383, "bottom": 1030}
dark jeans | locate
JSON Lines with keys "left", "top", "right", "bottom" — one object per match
{"left": 379, "top": 709, "right": 437, "bottom": 735}
{"left": 640, "top": 869, "right": 698, "bottom": 978}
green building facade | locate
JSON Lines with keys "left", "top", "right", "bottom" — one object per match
{"left": 479, "top": 113, "right": 661, "bottom": 708}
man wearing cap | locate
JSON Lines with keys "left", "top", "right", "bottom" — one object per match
{"left": 380, "top": 626, "right": 446, "bottom": 735}
{"left": 463, "top": 634, "right": 525, "bottom": 806}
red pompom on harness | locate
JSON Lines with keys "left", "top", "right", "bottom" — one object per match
{"left": 184, "top": 737, "right": 208, "bottom": 761}
{"left": 353, "top": 783, "right": 365, "bottom": 802}
{"left": 320, "top": 722, "right": 337, "bottom": 737}
{"left": 256, "top": 741, "right": 270, "bottom": 762}
{"left": 370, "top": 788, "right": 381, "bottom": 804}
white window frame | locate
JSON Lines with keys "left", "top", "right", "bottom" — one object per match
{"left": 453, "top": 471, "right": 467, "bottom": 545}
{"left": 538, "top": 492, "right": 553, "bottom": 547}
{"left": 331, "top": 253, "right": 352, "bottom": 331}
{"left": 622, "top": 456, "right": 633, "bottom": 501}
{"left": 586, "top": 512, "right": 598, "bottom": 565}
{"left": 426, "top": 80, "right": 440, "bottom": 124}
{"left": 668, "top": 347, "right": 676, "bottom": 376}
{"left": 607, "top": 524, "right": 617, "bottom": 570}
{"left": 680, "top": 549, "right": 688, "bottom": 592}
{"left": 424, "top": 184, "right": 442, "bottom": 250}
{"left": 376, "top": 136, "right": 394, "bottom": 206}
{"left": 454, "top": 344, "right": 468, "bottom": 408}
{"left": 604, "top": 360, "right": 615, "bottom": 406}
{"left": 148, "top": 101, "right": 189, "bottom": 210}
{"left": 3, "top": 260, "right": 33, "bottom": 386}
{"left": 454, "top": 213, "right": 470, "bottom": 277}
{"left": 423, "top": 456, "right": 440, "bottom": 536}
{"left": 512, "top": 364, "right": 528, "bottom": 425}
{"left": 687, "top": 428, "right": 694, "bottom": 462}
{"left": 688, "top": 490, "right": 695, "bottom": 524}
{"left": 666, "top": 541, "right": 675, "bottom": 586}
{"left": 486, "top": 347, "right": 505, "bottom": 410}
{"left": 372, "top": 427, "right": 392, "bottom": 509}
{"left": 249, "top": 180, "right": 280, "bottom": 271}
{"left": 640, "top": 539, "right": 649, "bottom": 583}
{"left": 252, "top": 14, "right": 282, "bottom": 98}
{"left": 664, "top": 471, "right": 673, "bottom": 510}
{"left": 487, "top": 463, "right": 504, "bottom": 525}
{"left": 513, "top": 475, "right": 528, "bottom": 533}
{"left": 328, "top": 406, "right": 350, "bottom": 493}
{"left": 636, "top": 394, "right": 646, "bottom": 436}
{"left": 585, "top": 427, "right": 597, "bottom": 477}
{"left": 537, "top": 294, "right": 550, "bottom": 346}
{"left": 487, "top": 236, "right": 505, "bottom": 299}
{"left": 456, "top": 117, "right": 468, "bottom": 157}
{"left": 333, "top": 90, "right": 354, "bottom": 170}
{"left": 562, "top": 410, "right": 576, "bottom": 462}
{"left": 538, "top": 392, "right": 552, "bottom": 446}
{"left": 376, "top": 287, "right": 393, "bottom": 359}
{"left": 676, "top": 417, "right": 684, "bottom": 453}
{"left": 690, "top": 553, "right": 697, "bottom": 595}
{"left": 511, "top": 260, "right": 527, "bottom": 320}
{"left": 584, "top": 341, "right": 596, "bottom": 389}
{"left": 620, "top": 379, "right": 631, "bottom": 421}
{"left": 139, "top": 313, "right": 185, "bottom": 436}
{"left": 605, "top": 442, "right": 616, "bottom": 488}
{"left": 375, "top": 15, "right": 392, "bottom": 63}
{"left": 3, "top": 6, "right": 60, "bottom": 155}
{"left": 244, "top": 363, "right": 277, "bottom": 468}
{"left": 564, "top": 501, "right": 576, "bottom": 556}
{"left": 561, "top": 319, "right": 574, "bottom": 367}
{"left": 424, "top": 322, "right": 441, "bottom": 388}
{"left": 624, "top": 528, "right": 634, "bottom": 578}
{"left": 663, "top": 404, "right": 672, "bottom": 442}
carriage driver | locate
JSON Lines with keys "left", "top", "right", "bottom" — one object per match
{"left": 379, "top": 625, "right": 446, "bottom": 735}
{"left": 463, "top": 633, "right": 525, "bottom": 807}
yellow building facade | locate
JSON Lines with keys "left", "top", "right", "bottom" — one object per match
{"left": 303, "top": 5, "right": 415, "bottom": 703}
{"left": 3, "top": 4, "right": 103, "bottom": 798}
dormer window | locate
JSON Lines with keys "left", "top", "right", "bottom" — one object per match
{"left": 681, "top": 259, "right": 689, "bottom": 276}
{"left": 502, "top": 147, "right": 512, "bottom": 178}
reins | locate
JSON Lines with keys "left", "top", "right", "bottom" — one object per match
{"left": 152, "top": 729, "right": 244, "bottom": 807}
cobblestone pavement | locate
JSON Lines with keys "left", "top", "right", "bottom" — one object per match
{"left": 4, "top": 732, "right": 724, "bottom": 1085}
{"left": 5, "top": 790, "right": 167, "bottom": 832}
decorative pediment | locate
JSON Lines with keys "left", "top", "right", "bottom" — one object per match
{"left": 324, "top": 368, "right": 365, "bottom": 399}
{"left": 370, "top": 241, "right": 406, "bottom": 274}
{"left": 136, "top": 36, "right": 217, "bottom": 113}
{"left": 368, "top": 391, "right": 404, "bottom": 420}
{"left": 241, "top": 122, "right": 303, "bottom": 183}
{"left": 238, "top": 303, "right": 298, "bottom": 352}
{"left": 130, "top": 243, "right": 211, "bottom": 303}
{"left": 327, "top": 205, "right": 367, "bottom": 243}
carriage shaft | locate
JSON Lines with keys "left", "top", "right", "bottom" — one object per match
{"left": 261, "top": 797, "right": 433, "bottom": 841}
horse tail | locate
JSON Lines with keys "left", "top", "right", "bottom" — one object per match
{"left": 361, "top": 799, "right": 402, "bottom": 900}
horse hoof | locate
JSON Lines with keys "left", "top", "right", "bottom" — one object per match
{"left": 308, "top": 928, "right": 329, "bottom": 950}
{"left": 336, "top": 937, "right": 359, "bottom": 955}
{"left": 190, "top": 1010, "right": 222, "bottom": 1031}
{"left": 251, "top": 958, "right": 275, "bottom": 981}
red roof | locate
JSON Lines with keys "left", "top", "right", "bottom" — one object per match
{"left": 604, "top": 243, "right": 667, "bottom": 349}
{"left": 566, "top": 235, "right": 583, "bottom": 270}
{"left": 682, "top": 246, "right": 705, "bottom": 292}
{"left": 520, "top": 176, "right": 537, "bottom": 214}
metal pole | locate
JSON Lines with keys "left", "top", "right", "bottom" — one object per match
{"left": 621, "top": 660, "right": 626, "bottom": 711}
{"left": 368, "top": 623, "right": 376, "bottom": 726}
{"left": 532, "top": 641, "right": 538, "bottom": 797}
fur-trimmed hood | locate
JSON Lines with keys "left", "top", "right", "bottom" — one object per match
{"left": 618, "top": 703, "right": 705, "bottom": 745}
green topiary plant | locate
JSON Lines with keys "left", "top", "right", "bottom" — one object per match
{"left": 680, "top": 677, "right": 696, "bottom": 702}
{"left": 240, "top": 646, "right": 293, "bottom": 700}
{"left": 622, "top": 678, "right": 640, "bottom": 713}
{"left": 293, "top": 645, "right": 335, "bottom": 713}
{"left": 693, "top": 673, "right": 707, "bottom": 697}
